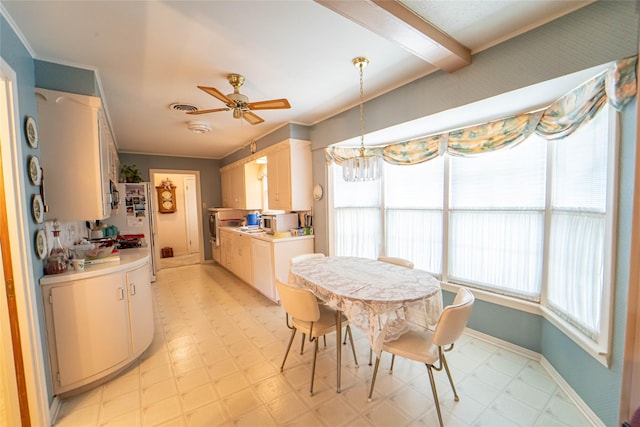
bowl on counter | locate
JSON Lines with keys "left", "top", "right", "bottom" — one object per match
{"left": 71, "top": 239, "right": 116, "bottom": 259}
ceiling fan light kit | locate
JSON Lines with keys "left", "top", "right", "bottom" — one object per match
{"left": 187, "top": 73, "right": 290, "bottom": 125}
{"left": 187, "top": 120, "right": 212, "bottom": 134}
{"left": 343, "top": 56, "right": 382, "bottom": 182}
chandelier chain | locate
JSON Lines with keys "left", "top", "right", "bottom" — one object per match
{"left": 359, "top": 62, "right": 365, "bottom": 154}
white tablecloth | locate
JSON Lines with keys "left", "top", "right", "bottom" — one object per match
{"left": 289, "top": 256, "right": 442, "bottom": 354}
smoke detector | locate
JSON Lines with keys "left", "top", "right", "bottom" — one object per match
{"left": 187, "top": 120, "right": 212, "bottom": 134}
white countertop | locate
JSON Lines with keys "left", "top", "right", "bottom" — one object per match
{"left": 40, "top": 248, "right": 150, "bottom": 285}
{"left": 219, "top": 226, "right": 315, "bottom": 243}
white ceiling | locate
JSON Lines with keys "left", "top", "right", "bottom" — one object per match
{"left": 2, "top": 0, "right": 593, "bottom": 159}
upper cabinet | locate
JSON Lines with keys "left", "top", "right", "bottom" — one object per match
{"left": 267, "top": 139, "right": 312, "bottom": 212}
{"left": 36, "top": 88, "right": 117, "bottom": 221}
{"left": 220, "top": 161, "right": 262, "bottom": 210}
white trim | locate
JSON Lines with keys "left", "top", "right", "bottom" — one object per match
{"left": 466, "top": 327, "right": 605, "bottom": 427}
{"left": 0, "top": 58, "right": 50, "bottom": 426}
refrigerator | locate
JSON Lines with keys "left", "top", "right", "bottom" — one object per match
{"left": 110, "top": 183, "right": 157, "bottom": 281}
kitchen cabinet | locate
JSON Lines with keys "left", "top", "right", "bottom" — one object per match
{"left": 41, "top": 254, "right": 153, "bottom": 395}
{"left": 36, "top": 87, "right": 117, "bottom": 221}
{"left": 251, "top": 234, "right": 314, "bottom": 301}
{"left": 126, "top": 264, "right": 154, "bottom": 354}
{"left": 220, "top": 161, "right": 262, "bottom": 209}
{"left": 267, "top": 139, "right": 312, "bottom": 211}
{"left": 219, "top": 228, "right": 253, "bottom": 284}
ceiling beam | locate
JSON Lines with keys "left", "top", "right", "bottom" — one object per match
{"left": 315, "top": 0, "right": 471, "bottom": 73}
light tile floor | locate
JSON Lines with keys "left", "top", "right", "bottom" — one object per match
{"left": 53, "top": 263, "right": 594, "bottom": 426}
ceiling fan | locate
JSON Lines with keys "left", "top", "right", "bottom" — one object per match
{"left": 187, "top": 74, "right": 290, "bottom": 125}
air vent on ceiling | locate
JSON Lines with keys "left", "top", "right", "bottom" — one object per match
{"left": 169, "top": 103, "right": 198, "bottom": 113}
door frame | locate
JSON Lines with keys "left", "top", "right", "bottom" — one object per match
{"left": 1, "top": 58, "right": 50, "bottom": 426}
{"left": 149, "top": 169, "right": 204, "bottom": 265}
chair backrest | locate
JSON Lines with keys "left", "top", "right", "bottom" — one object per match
{"left": 276, "top": 280, "right": 320, "bottom": 322}
{"left": 290, "top": 253, "right": 325, "bottom": 266}
{"left": 377, "top": 256, "right": 414, "bottom": 269}
{"left": 432, "top": 287, "right": 474, "bottom": 347}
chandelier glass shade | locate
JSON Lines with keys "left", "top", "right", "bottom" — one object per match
{"left": 342, "top": 56, "right": 381, "bottom": 182}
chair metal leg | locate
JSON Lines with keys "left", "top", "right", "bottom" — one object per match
{"left": 310, "top": 338, "right": 319, "bottom": 396}
{"left": 441, "top": 353, "right": 459, "bottom": 401}
{"left": 389, "top": 354, "right": 396, "bottom": 373}
{"left": 346, "top": 325, "right": 358, "bottom": 366}
{"left": 367, "top": 355, "right": 381, "bottom": 401}
{"left": 280, "top": 328, "right": 297, "bottom": 372}
{"left": 426, "top": 364, "right": 444, "bottom": 427}
{"left": 368, "top": 348, "right": 373, "bottom": 366}
{"left": 300, "top": 333, "right": 306, "bottom": 354}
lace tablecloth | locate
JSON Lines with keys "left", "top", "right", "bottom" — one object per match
{"left": 289, "top": 256, "right": 442, "bottom": 355}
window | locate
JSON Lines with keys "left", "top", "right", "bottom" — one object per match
{"left": 331, "top": 103, "right": 615, "bottom": 358}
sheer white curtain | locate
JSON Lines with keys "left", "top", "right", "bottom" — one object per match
{"left": 384, "top": 159, "right": 444, "bottom": 274}
{"left": 449, "top": 138, "right": 547, "bottom": 298}
{"left": 331, "top": 164, "right": 381, "bottom": 258}
{"left": 547, "top": 105, "right": 610, "bottom": 338}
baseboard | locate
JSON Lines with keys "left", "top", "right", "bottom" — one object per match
{"left": 49, "top": 395, "right": 62, "bottom": 426}
{"left": 464, "top": 327, "right": 604, "bottom": 426}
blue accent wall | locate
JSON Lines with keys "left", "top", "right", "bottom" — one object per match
{"left": 0, "top": 13, "right": 54, "bottom": 401}
{"left": 34, "top": 60, "right": 98, "bottom": 97}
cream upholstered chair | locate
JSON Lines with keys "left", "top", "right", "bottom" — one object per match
{"left": 368, "top": 287, "right": 474, "bottom": 427}
{"left": 377, "top": 256, "right": 414, "bottom": 269}
{"left": 276, "top": 280, "right": 358, "bottom": 395}
{"left": 290, "top": 252, "right": 325, "bottom": 265}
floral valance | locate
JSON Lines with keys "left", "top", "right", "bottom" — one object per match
{"left": 326, "top": 55, "right": 637, "bottom": 165}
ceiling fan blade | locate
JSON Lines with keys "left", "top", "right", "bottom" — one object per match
{"left": 197, "top": 85, "right": 233, "bottom": 105}
{"left": 247, "top": 98, "right": 291, "bottom": 110}
{"left": 242, "top": 111, "right": 265, "bottom": 125}
{"left": 187, "top": 107, "right": 229, "bottom": 115}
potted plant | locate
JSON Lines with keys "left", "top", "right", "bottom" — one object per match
{"left": 120, "top": 164, "right": 143, "bottom": 183}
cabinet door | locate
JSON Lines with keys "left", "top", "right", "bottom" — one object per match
{"left": 267, "top": 147, "right": 291, "bottom": 211}
{"left": 49, "top": 272, "right": 130, "bottom": 388}
{"left": 126, "top": 263, "right": 154, "bottom": 355}
{"left": 237, "top": 234, "right": 253, "bottom": 285}
{"left": 252, "top": 239, "right": 275, "bottom": 300}
{"left": 220, "top": 169, "right": 229, "bottom": 207}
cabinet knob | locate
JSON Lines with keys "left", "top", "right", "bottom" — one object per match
{"left": 130, "top": 283, "right": 136, "bottom": 296}
{"left": 118, "top": 287, "right": 125, "bottom": 300}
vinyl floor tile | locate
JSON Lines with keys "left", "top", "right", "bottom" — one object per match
{"left": 53, "top": 263, "right": 597, "bottom": 426}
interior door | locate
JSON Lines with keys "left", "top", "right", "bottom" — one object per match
{"left": 184, "top": 175, "right": 200, "bottom": 254}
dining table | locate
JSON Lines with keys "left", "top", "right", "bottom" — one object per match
{"left": 288, "top": 256, "right": 442, "bottom": 392}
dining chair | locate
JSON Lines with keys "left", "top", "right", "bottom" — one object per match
{"left": 368, "top": 287, "right": 475, "bottom": 427}
{"left": 291, "top": 252, "right": 328, "bottom": 352}
{"left": 377, "top": 256, "right": 415, "bottom": 269}
{"left": 276, "top": 280, "right": 358, "bottom": 395}
{"left": 290, "top": 252, "right": 325, "bottom": 265}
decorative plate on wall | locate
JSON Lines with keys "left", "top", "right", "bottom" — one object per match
{"left": 32, "top": 194, "right": 44, "bottom": 224}
{"left": 28, "top": 155, "right": 42, "bottom": 186}
{"left": 25, "top": 116, "right": 38, "bottom": 149}
{"left": 35, "top": 229, "right": 47, "bottom": 260}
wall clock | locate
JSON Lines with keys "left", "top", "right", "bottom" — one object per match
{"left": 156, "top": 185, "right": 176, "bottom": 213}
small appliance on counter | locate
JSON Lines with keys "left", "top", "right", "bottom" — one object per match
{"left": 261, "top": 212, "right": 299, "bottom": 234}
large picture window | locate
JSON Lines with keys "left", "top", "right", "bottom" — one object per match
{"left": 330, "top": 103, "right": 615, "bottom": 356}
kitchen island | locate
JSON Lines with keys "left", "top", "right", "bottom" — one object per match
{"left": 40, "top": 248, "right": 154, "bottom": 395}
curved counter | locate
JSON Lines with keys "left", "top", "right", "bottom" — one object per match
{"left": 39, "top": 248, "right": 154, "bottom": 395}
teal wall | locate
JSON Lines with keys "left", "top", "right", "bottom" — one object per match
{"left": 118, "top": 153, "right": 221, "bottom": 261}
{"left": 34, "top": 60, "right": 98, "bottom": 97}
{"left": 0, "top": 13, "right": 54, "bottom": 401}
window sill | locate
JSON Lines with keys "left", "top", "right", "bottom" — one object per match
{"left": 440, "top": 281, "right": 610, "bottom": 367}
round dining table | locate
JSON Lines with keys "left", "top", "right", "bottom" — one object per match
{"left": 289, "top": 256, "right": 442, "bottom": 392}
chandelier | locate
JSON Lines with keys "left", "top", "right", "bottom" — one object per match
{"left": 342, "top": 57, "right": 382, "bottom": 182}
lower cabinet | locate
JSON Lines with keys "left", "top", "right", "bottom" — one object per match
{"left": 220, "top": 229, "right": 253, "bottom": 285}
{"left": 42, "top": 261, "right": 154, "bottom": 395}
{"left": 251, "top": 236, "right": 315, "bottom": 302}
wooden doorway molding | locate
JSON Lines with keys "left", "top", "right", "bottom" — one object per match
{"left": 1, "top": 58, "right": 49, "bottom": 426}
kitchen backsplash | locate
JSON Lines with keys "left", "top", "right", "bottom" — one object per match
{"left": 44, "top": 219, "right": 88, "bottom": 253}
